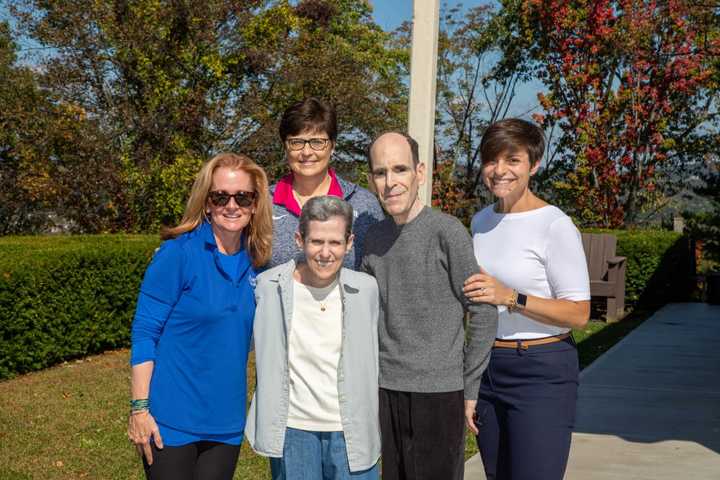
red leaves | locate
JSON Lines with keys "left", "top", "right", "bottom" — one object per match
{"left": 431, "top": 161, "right": 477, "bottom": 226}
{"left": 522, "top": 0, "right": 718, "bottom": 226}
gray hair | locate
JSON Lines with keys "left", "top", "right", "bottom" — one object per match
{"left": 299, "top": 196, "right": 354, "bottom": 240}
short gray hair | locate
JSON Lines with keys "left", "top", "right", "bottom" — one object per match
{"left": 299, "top": 196, "right": 353, "bottom": 240}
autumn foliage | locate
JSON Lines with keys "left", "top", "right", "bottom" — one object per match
{"left": 522, "top": 0, "right": 719, "bottom": 226}
{"left": 2, "top": 0, "right": 719, "bottom": 232}
{"left": 431, "top": 160, "right": 480, "bottom": 226}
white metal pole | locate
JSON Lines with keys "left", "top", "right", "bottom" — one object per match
{"left": 408, "top": 0, "right": 440, "bottom": 206}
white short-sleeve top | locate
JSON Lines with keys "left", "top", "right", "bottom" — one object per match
{"left": 471, "top": 205, "right": 590, "bottom": 340}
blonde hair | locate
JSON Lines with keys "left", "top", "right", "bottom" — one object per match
{"left": 161, "top": 153, "right": 273, "bottom": 268}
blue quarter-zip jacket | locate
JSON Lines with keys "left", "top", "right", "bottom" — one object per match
{"left": 130, "top": 221, "right": 256, "bottom": 440}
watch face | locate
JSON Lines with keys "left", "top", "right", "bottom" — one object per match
{"left": 517, "top": 293, "right": 528, "bottom": 307}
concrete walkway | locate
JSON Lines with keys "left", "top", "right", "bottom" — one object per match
{"left": 465, "top": 303, "right": 720, "bottom": 479}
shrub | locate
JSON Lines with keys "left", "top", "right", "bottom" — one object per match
{"left": 583, "top": 229, "right": 694, "bottom": 307}
{"left": 0, "top": 235, "right": 159, "bottom": 380}
{"left": 0, "top": 228, "right": 694, "bottom": 378}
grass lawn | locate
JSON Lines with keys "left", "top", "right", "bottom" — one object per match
{"left": 0, "top": 308, "right": 654, "bottom": 479}
{"left": 0, "top": 351, "right": 268, "bottom": 480}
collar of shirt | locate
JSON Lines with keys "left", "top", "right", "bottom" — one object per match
{"left": 272, "top": 168, "right": 344, "bottom": 216}
{"left": 199, "top": 221, "right": 252, "bottom": 283}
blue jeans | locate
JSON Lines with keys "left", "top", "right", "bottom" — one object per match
{"left": 270, "top": 428, "right": 379, "bottom": 480}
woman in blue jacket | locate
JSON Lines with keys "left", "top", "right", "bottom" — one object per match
{"left": 127, "top": 153, "right": 273, "bottom": 480}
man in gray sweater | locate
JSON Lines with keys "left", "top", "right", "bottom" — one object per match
{"left": 361, "top": 132, "right": 498, "bottom": 480}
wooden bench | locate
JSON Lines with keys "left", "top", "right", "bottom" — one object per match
{"left": 581, "top": 233, "right": 627, "bottom": 322}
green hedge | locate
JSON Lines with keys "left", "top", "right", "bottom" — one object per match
{"left": 0, "top": 229, "right": 695, "bottom": 379}
{"left": 583, "top": 229, "right": 694, "bottom": 306}
{"left": 0, "top": 235, "right": 159, "bottom": 380}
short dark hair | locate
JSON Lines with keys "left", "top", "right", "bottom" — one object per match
{"left": 366, "top": 131, "right": 420, "bottom": 171}
{"left": 299, "top": 196, "right": 354, "bottom": 241}
{"left": 480, "top": 118, "right": 545, "bottom": 166}
{"left": 279, "top": 97, "right": 337, "bottom": 142}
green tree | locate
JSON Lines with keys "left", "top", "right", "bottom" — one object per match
{"left": 434, "top": 4, "right": 523, "bottom": 195}
{"left": 235, "top": 0, "right": 408, "bottom": 180}
{"left": 0, "top": 20, "right": 44, "bottom": 233}
{"left": 7, "top": 0, "right": 407, "bottom": 232}
{"left": 0, "top": 21, "right": 120, "bottom": 234}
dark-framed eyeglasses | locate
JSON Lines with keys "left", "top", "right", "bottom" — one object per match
{"left": 286, "top": 138, "right": 331, "bottom": 151}
{"left": 208, "top": 190, "right": 256, "bottom": 207}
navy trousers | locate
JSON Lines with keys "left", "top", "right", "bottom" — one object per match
{"left": 475, "top": 337, "right": 579, "bottom": 480}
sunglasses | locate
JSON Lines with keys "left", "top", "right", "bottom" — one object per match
{"left": 208, "top": 190, "right": 256, "bottom": 207}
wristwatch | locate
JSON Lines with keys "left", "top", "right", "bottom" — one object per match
{"left": 507, "top": 290, "right": 527, "bottom": 312}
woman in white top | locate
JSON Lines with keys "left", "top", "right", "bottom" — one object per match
{"left": 463, "top": 118, "right": 590, "bottom": 480}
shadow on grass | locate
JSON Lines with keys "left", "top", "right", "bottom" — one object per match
{"left": 575, "top": 234, "right": 697, "bottom": 370}
{"left": 575, "top": 306, "right": 657, "bottom": 370}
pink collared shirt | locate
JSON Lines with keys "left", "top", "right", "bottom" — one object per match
{"left": 272, "top": 169, "right": 344, "bottom": 216}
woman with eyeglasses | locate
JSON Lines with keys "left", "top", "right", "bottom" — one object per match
{"left": 127, "top": 153, "right": 272, "bottom": 480}
{"left": 269, "top": 97, "right": 384, "bottom": 269}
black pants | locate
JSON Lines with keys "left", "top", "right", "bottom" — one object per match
{"left": 379, "top": 388, "right": 465, "bottom": 480}
{"left": 475, "top": 338, "right": 579, "bottom": 480}
{"left": 142, "top": 441, "right": 240, "bottom": 480}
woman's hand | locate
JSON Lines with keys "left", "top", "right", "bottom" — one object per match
{"left": 128, "top": 411, "right": 163, "bottom": 465}
{"left": 463, "top": 268, "right": 514, "bottom": 306}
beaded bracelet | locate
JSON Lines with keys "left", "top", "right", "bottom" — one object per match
{"left": 130, "top": 398, "right": 150, "bottom": 414}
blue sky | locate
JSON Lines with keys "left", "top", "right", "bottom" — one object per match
{"left": 371, "top": 0, "right": 415, "bottom": 30}
{"left": 370, "top": 0, "right": 542, "bottom": 116}
{"left": 371, "top": 0, "right": 466, "bottom": 31}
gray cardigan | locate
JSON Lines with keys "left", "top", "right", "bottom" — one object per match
{"left": 245, "top": 260, "right": 381, "bottom": 472}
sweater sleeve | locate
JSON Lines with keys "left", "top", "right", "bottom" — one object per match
{"left": 130, "top": 241, "right": 186, "bottom": 366}
{"left": 439, "top": 218, "right": 498, "bottom": 400}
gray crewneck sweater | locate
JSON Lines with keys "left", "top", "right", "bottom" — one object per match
{"left": 361, "top": 207, "right": 497, "bottom": 399}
